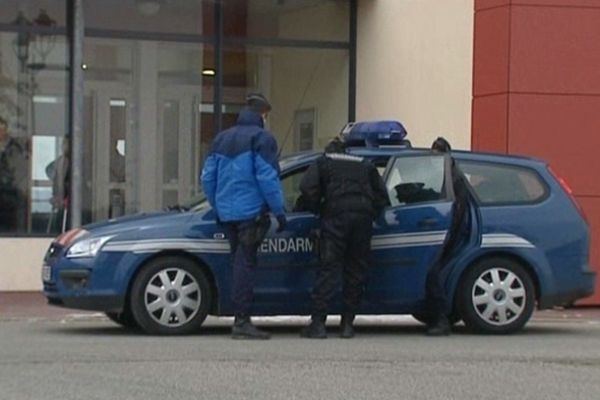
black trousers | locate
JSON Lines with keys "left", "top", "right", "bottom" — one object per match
{"left": 424, "top": 199, "right": 468, "bottom": 321}
{"left": 223, "top": 214, "right": 270, "bottom": 317}
{"left": 312, "top": 212, "right": 373, "bottom": 319}
{"left": 424, "top": 253, "right": 448, "bottom": 321}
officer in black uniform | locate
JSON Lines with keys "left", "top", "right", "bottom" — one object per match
{"left": 424, "top": 137, "right": 470, "bottom": 335}
{"left": 295, "top": 137, "right": 390, "bottom": 339}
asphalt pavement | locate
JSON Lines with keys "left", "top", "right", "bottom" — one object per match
{"left": 1, "top": 293, "right": 600, "bottom": 400}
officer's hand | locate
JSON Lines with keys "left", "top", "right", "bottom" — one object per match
{"left": 276, "top": 214, "right": 287, "bottom": 233}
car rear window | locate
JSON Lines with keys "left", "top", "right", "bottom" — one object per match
{"left": 457, "top": 161, "right": 548, "bottom": 205}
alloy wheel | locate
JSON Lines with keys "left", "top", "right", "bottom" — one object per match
{"left": 471, "top": 267, "right": 526, "bottom": 326}
{"left": 144, "top": 268, "right": 201, "bottom": 327}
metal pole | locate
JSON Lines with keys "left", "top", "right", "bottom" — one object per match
{"left": 214, "top": 1, "right": 223, "bottom": 133}
{"left": 349, "top": 0, "right": 357, "bottom": 122}
{"left": 69, "top": 0, "right": 84, "bottom": 228}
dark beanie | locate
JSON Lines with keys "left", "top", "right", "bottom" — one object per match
{"left": 246, "top": 93, "right": 272, "bottom": 113}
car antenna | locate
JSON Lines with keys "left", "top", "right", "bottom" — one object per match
{"left": 277, "top": 52, "right": 324, "bottom": 158}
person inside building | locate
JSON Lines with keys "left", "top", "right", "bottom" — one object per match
{"left": 424, "top": 136, "right": 470, "bottom": 335}
{"left": 201, "top": 93, "right": 286, "bottom": 340}
{"left": 0, "top": 115, "right": 27, "bottom": 232}
{"left": 46, "top": 136, "right": 71, "bottom": 233}
{"left": 295, "top": 137, "right": 390, "bottom": 339}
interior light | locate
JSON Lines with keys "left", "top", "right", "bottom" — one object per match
{"left": 81, "top": 63, "right": 88, "bottom": 70}
{"left": 33, "top": 95, "right": 59, "bottom": 104}
{"left": 137, "top": 0, "right": 163, "bottom": 16}
{"left": 202, "top": 69, "right": 216, "bottom": 76}
{"left": 109, "top": 99, "right": 127, "bottom": 107}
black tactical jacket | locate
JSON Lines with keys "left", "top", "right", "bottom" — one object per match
{"left": 296, "top": 147, "right": 390, "bottom": 219}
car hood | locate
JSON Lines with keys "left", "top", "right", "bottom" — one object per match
{"left": 83, "top": 211, "right": 194, "bottom": 237}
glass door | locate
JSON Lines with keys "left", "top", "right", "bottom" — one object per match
{"left": 85, "top": 84, "right": 134, "bottom": 221}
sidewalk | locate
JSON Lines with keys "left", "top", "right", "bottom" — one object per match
{"left": 0, "top": 291, "right": 98, "bottom": 321}
{"left": 2, "top": 291, "right": 600, "bottom": 322}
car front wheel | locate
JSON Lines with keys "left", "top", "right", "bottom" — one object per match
{"left": 105, "top": 310, "right": 138, "bottom": 329}
{"left": 457, "top": 257, "right": 535, "bottom": 334}
{"left": 130, "top": 256, "right": 212, "bottom": 335}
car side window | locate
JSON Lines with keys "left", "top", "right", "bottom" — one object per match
{"left": 280, "top": 157, "right": 390, "bottom": 212}
{"left": 385, "top": 156, "right": 446, "bottom": 207}
{"left": 457, "top": 161, "right": 547, "bottom": 205}
{"left": 280, "top": 167, "right": 308, "bottom": 212}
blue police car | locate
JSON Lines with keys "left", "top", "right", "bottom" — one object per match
{"left": 42, "top": 121, "right": 596, "bottom": 335}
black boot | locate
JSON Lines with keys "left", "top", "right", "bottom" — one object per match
{"left": 232, "top": 315, "right": 271, "bottom": 340}
{"left": 426, "top": 314, "right": 450, "bottom": 336}
{"left": 300, "top": 315, "right": 327, "bottom": 339}
{"left": 340, "top": 314, "right": 355, "bottom": 339}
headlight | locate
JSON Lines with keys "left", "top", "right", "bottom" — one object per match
{"left": 66, "top": 236, "right": 113, "bottom": 258}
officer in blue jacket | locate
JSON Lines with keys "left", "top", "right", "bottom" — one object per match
{"left": 201, "top": 93, "right": 286, "bottom": 340}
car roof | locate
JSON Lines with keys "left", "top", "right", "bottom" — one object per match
{"left": 280, "top": 147, "right": 547, "bottom": 169}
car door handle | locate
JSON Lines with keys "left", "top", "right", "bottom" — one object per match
{"left": 418, "top": 218, "right": 439, "bottom": 228}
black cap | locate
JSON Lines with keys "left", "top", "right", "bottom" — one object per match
{"left": 246, "top": 93, "right": 272, "bottom": 113}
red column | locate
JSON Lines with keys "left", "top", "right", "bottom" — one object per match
{"left": 472, "top": 0, "right": 600, "bottom": 304}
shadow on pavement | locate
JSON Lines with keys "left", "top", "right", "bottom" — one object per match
{"left": 42, "top": 322, "right": 581, "bottom": 338}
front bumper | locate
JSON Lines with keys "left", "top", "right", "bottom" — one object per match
{"left": 43, "top": 244, "right": 132, "bottom": 313}
{"left": 46, "top": 293, "right": 124, "bottom": 312}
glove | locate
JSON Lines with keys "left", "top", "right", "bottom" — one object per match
{"left": 276, "top": 214, "right": 287, "bottom": 233}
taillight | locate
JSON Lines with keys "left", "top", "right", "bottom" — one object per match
{"left": 548, "top": 166, "right": 589, "bottom": 225}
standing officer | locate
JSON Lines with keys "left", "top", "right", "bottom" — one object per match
{"left": 201, "top": 93, "right": 286, "bottom": 340}
{"left": 424, "top": 137, "right": 469, "bottom": 335}
{"left": 0, "top": 116, "right": 27, "bottom": 232}
{"left": 296, "top": 137, "right": 389, "bottom": 338}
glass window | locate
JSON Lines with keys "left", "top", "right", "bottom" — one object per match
{"left": 0, "top": 1, "right": 67, "bottom": 27}
{"left": 223, "top": 0, "right": 350, "bottom": 42}
{"left": 386, "top": 156, "right": 446, "bottom": 207}
{"left": 281, "top": 167, "right": 308, "bottom": 212}
{"left": 83, "top": 0, "right": 213, "bottom": 36}
{"left": 0, "top": 24, "right": 69, "bottom": 234}
{"left": 222, "top": 45, "right": 349, "bottom": 155}
{"left": 458, "top": 161, "right": 548, "bottom": 205}
{"left": 82, "top": 34, "right": 215, "bottom": 223}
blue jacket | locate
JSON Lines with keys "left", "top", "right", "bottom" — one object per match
{"left": 201, "top": 109, "right": 285, "bottom": 222}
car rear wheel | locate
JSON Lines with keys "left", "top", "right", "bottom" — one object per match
{"left": 458, "top": 257, "right": 535, "bottom": 334}
{"left": 130, "top": 256, "right": 212, "bottom": 335}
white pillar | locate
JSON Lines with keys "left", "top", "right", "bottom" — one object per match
{"left": 135, "top": 41, "right": 159, "bottom": 211}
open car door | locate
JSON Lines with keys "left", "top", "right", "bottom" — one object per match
{"left": 364, "top": 153, "right": 456, "bottom": 311}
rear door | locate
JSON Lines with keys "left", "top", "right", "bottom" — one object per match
{"left": 365, "top": 153, "right": 455, "bottom": 310}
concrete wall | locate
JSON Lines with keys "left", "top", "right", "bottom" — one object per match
{"left": 0, "top": 239, "right": 51, "bottom": 291}
{"left": 356, "top": 0, "right": 474, "bottom": 149}
{"left": 269, "top": 2, "right": 350, "bottom": 153}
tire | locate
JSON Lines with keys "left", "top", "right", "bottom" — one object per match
{"left": 130, "top": 256, "right": 212, "bottom": 335}
{"left": 105, "top": 310, "right": 138, "bottom": 329}
{"left": 457, "top": 257, "right": 535, "bottom": 334}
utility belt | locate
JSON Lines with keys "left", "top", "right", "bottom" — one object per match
{"left": 233, "top": 213, "right": 271, "bottom": 248}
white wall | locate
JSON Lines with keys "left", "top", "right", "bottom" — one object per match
{"left": 269, "top": 2, "right": 350, "bottom": 153}
{"left": 0, "top": 239, "right": 51, "bottom": 291}
{"left": 357, "top": 0, "right": 474, "bottom": 150}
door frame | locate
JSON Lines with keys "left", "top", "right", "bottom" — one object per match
{"left": 85, "top": 82, "right": 134, "bottom": 221}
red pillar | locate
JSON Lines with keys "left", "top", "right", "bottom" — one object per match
{"left": 472, "top": 0, "right": 600, "bottom": 304}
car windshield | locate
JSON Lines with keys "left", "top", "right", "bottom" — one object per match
{"left": 181, "top": 154, "right": 318, "bottom": 213}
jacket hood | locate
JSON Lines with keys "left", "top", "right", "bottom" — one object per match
{"left": 237, "top": 108, "right": 264, "bottom": 128}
